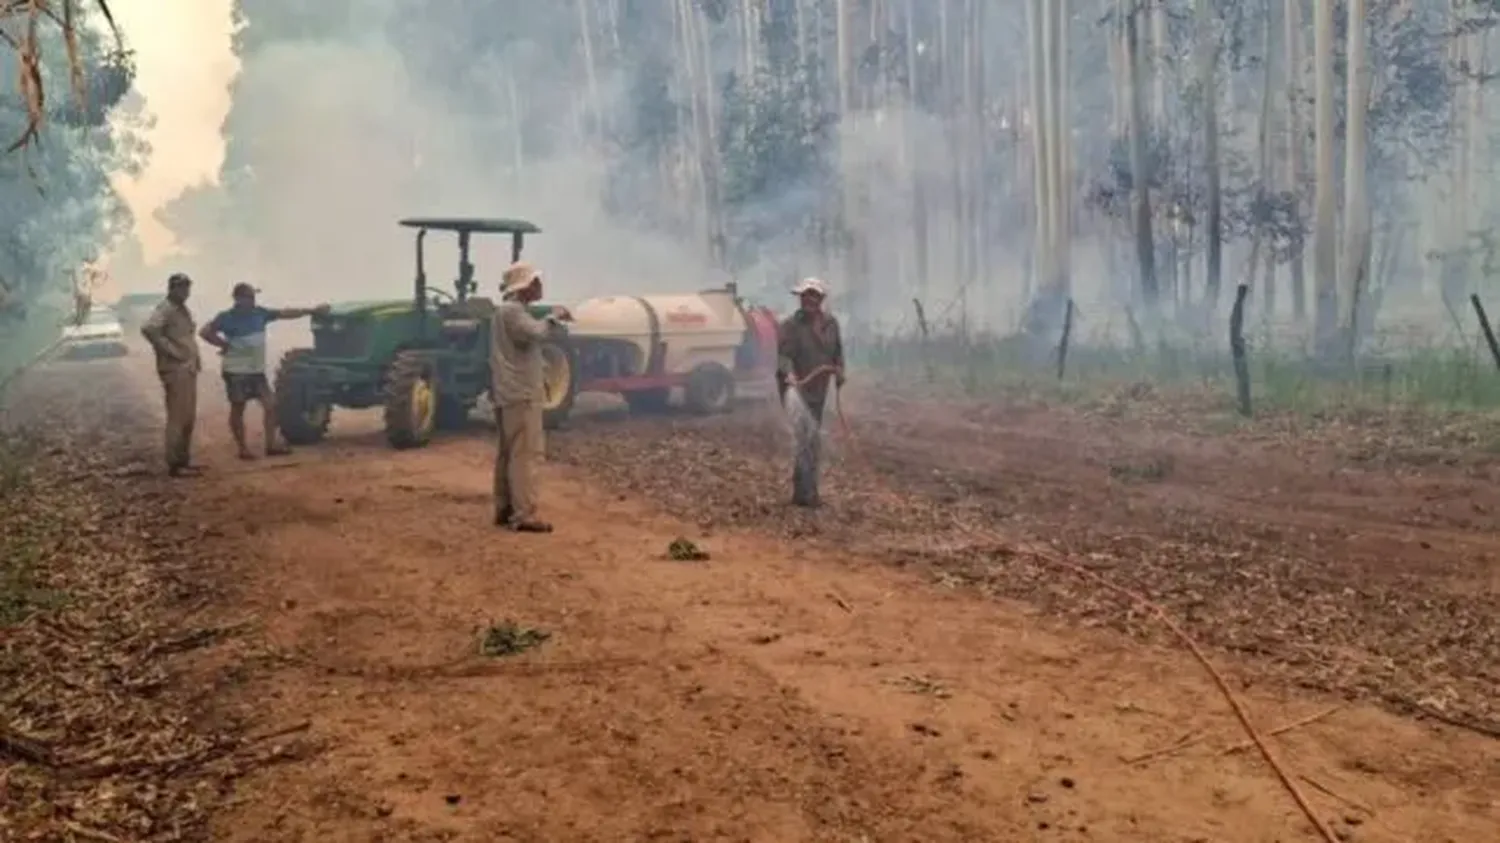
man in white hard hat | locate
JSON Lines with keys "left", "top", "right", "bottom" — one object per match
{"left": 490, "top": 261, "right": 570, "bottom": 532}
{"left": 776, "top": 276, "right": 845, "bottom": 507}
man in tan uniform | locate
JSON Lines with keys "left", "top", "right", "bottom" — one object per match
{"left": 140, "top": 273, "right": 203, "bottom": 476}
{"left": 491, "top": 261, "right": 570, "bottom": 532}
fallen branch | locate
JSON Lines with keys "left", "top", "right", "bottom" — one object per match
{"left": 0, "top": 723, "right": 55, "bottom": 766}
{"left": 1220, "top": 705, "right": 1345, "bottom": 756}
{"left": 831, "top": 407, "right": 1343, "bottom": 843}
{"left": 1009, "top": 539, "right": 1340, "bottom": 843}
{"left": 1298, "top": 774, "right": 1374, "bottom": 817}
{"left": 61, "top": 821, "right": 125, "bottom": 843}
{"left": 1121, "top": 728, "right": 1204, "bottom": 765}
{"left": 1414, "top": 704, "right": 1500, "bottom": 741}
{"left": 143, "top": 618, "right": 258, "bottom": 658}
{"left": 242, "top": 720, "right": 311, "bottom": 746}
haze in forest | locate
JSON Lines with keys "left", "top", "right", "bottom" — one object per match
{"left": 122, "top": 1, "right": 1491, "bottom": 348}
{"left": 141, "top": 3, "right": 733, "bottom": 312}
{"left": 106, "top": 0, "right": 236, "bottom": 267}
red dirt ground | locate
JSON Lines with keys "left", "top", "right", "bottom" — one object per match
{"left": 5, "top": 346, "right": 1496, "bottom": 842}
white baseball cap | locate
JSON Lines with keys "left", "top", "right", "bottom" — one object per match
{"left": 792, "top": 277, "right": 828, "bottom": 298}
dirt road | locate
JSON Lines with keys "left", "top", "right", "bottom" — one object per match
{"left": 25, "top": 348, "right": 1466, "bottom": 843}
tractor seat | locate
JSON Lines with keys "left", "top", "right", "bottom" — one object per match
{"left": 441, "top": 318, "right": 482, "bottom": 338}
{"left": 438, "top": 297, "right": 496, "bottom": 338}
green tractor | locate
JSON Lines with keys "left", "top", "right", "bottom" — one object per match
{"left": 272, "top": 217, "right": 578, "bottom": 449}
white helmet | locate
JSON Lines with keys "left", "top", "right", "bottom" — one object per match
{"left": 792, "top": 277, "right": 828, "bottom": 298}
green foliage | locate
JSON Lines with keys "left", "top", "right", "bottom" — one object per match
{"left": 0, "top": 5, "right": 143, "bottom": 323}
{"left": 717, "top": 59, "right": 836, "bottom": 273}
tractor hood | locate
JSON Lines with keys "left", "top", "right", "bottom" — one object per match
{"left": 318, "top": 299, "right": 560, "bottom": 320}
{"left": 323, "top": 299, "right": 414, "bottom": 319}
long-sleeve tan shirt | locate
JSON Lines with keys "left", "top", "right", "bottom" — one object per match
{"left": 490, "top": 301, "right": 553, "bottom": 407}
{"left": 141, "top": 299, "right": 201, "bottom": 375}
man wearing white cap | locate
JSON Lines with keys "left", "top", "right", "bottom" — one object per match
{"left": 776, "top": 277, "right": 846, "bottom": 507}
{"left": 491, "top": 261, "right": 570, "bottom": 532}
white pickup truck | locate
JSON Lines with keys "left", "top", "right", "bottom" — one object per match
{"left": 59, "top": 306, "right": 128, "bottom": 359}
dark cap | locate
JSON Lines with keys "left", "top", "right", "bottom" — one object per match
{"left": 167, "top": 272, "right": 192, "bottom": 287}
{"left": 231, "top": 282, "right": 259, "bottom": 298}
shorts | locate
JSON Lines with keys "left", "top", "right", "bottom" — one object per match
{"left": 223, "top": 372, "right": 272, "bottom": 405}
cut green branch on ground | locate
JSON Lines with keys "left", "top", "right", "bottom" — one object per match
{"left": 478, "top": 621, "right": 550, "bottom": 657}
{"left": 667, "top": 537, "right": 711, "bottom": 561}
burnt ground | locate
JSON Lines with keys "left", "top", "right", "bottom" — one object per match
{"left": 550, "top": 387, "right": 1500, "bottom": 738}
{"left": 3, "top": 346, "right": 1497, "bottom": 842}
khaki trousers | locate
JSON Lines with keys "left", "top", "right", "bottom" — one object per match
{"left": 494, "top": 401, "right": 544, "bottom": 523}
{"left": 160, "top": 368, "right": 198, "bottom": 470}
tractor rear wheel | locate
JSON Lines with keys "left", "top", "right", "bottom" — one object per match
{"left": 684, "top": 362, "right": 735, "bottom": 414}
{"left": 384, "top": 351, "right": 440, "bottom": 449}
{"left": 540, "top": 340, "right": 579, "bottom": 429}
{"left": 273, "top": 348, "right": 332, "bottom": 445}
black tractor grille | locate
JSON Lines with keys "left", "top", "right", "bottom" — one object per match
{"left": 313, "top": 321, "right": 371, "bottom": 358}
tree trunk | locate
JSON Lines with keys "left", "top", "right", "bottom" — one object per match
{"left": 1196, "top": 0, "right": 1223, "bottom": 313}
{"left": 1124, "top": 2, "right": 1158, "bottom": 308}
{"left": 1046, "top": 0, "right": 1069, "bottom": 293}
{"left": 1027, "top": 0, "right": 1053, "bottom": 298}
{"left": 575, "top": 0, "right": 603, "bottom": 140}
{"left": 1150, "top": 0, "right": 1168, "bottom": 124}
{"left": 905, "top": 0, "right": 930, "bottom": 300}
{"left": 1255, "top": 0, "right": 1277, "bottom": 319}
{"left": 1283, "top": 0, "right": 1306, "bottom": 322}
{"left": 1340, "top": 0, "right": 1371, "bottom": 356}
{"left": 1312, "top": 0, "right": 1339, "bottom": 355}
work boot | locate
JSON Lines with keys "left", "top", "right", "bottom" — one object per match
{"left": 510, "top": 520, "right": 553, "bottom": 534}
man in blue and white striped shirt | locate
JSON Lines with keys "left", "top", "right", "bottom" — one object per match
{"left": 199, "top": 282, "right": 327, "bottom": 460}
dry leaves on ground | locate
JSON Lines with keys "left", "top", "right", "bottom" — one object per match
{"left": 551, "top": 391, "right": 1500, "bottom": 739}
{"left": 1, "top": 365, "right": 309, "bottom": 841}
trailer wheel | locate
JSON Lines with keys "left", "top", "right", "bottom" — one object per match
{"left": 684, "top": 362, "right": 734, "bottom": 414}
{"left": 624, "top": 388, "right": 671, "bottom": 415}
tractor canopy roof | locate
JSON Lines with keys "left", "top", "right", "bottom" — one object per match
{"left": 398, "top": 217, "right": 541, "bottom": 235}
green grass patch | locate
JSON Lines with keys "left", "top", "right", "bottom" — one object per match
{"left": 856, "top": 330, "right": 1500, "bottom": 416}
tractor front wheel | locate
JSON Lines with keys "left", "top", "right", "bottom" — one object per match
{"left": 384, "top": 351, "right": 440, "bottom": 449}
{"left": 274, "top": 348, "right": 332, "bottom": 445}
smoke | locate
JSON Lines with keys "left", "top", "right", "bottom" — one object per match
{"left": 156, "top": 5, "right": 729, "bottom": 314}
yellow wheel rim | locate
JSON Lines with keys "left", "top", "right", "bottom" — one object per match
{"left": 541, "top": 346, "right": 571, "bottom": 411}
{"left": 412, "top": 377, "right": 435, "bottom": 434}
